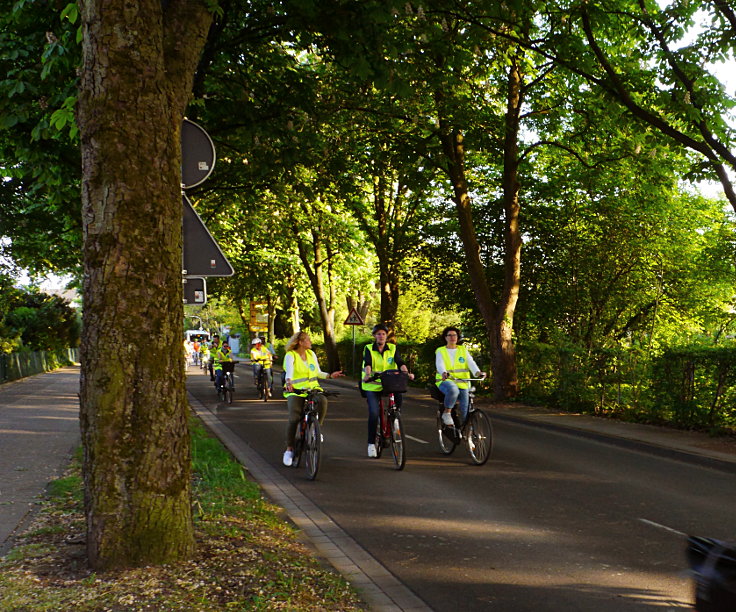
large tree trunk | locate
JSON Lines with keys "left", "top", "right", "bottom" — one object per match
{"left": 77, "top": 0, "right": 212, "bottom": 569}
{"left": 295, "top": 231, "right": 341, "bottom": 371}
{"left": 495, "top": 58, "right": 523, "bottom": 398}
{"left": 437, "top": 61, "right": 523, "bottom": 400}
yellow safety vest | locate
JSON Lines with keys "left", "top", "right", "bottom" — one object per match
{"left": 213, "top": 347, "right": 232, "bottom": 371}
{"left": 250, "top": 346, "right": 273, "bottom": 367}
{"left": 284, "top": 350, "right": 322, "bottom": 397}
{"left": 362, "top": 343, "right": 398, "bottom": 393}
{"left": 435, "top": 345, "right": 471, "bottom": 389}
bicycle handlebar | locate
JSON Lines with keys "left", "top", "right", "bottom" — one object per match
{"left": 292, "top": 389, "right": 340, "bottom": 398}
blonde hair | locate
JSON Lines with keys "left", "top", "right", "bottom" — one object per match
{"left": 285, "top": 331, "right": 309, "bottom": 353}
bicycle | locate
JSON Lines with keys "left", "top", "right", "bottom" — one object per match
{"left": 291, "top": 389, "right": 339, "bottom": 480}
{"left": 252, "top": 358, "right": 273, "bottom": 402}
{"left": 216, "top": 361, "right": 238, "bottom": 405}
{"left": 364, "top": 370, "right": 407, "bottom": 470}
{"left": 429, "top": 376, "right": 493, "bottom": 465}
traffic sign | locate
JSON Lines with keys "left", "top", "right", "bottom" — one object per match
{"left": 183, "top": 276, "right": 207, "bottom": 305}
{"left": 181, "top": 118, "right": 216, "bottom": 189}
{"left": 182, "top": 194, "right": 234, "bottom": 277}
{"left": 344, "top": 307, "right": 364, "bottom": 326}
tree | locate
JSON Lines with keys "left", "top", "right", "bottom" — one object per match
{"left": 77, "top": 0, "right": 212, "bottom": 569}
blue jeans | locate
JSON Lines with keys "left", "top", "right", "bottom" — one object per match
{"left": 365, "top": 390, "right": 403, "bottom": 443}
{"left": 439, "top": 380, "right": 469, "bottom": 422}
{"left": 253, "top": 363, "right": 273, "bottom": 389}
{"left": 214, "top": 369, "right": 225, "bottom": 390}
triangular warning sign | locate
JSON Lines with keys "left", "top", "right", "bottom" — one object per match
{"left": 344, "top": 307, "right": 364, "bottom": 326}
{"left": 182, "top": 194, "right": 234, "bottom": 277}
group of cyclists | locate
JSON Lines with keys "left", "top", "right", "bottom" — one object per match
{"left": 280, "top": 324, "right": 485, "bottom": 466}
{"left": 189, "top": 324, "right": 485, "bottom": 467}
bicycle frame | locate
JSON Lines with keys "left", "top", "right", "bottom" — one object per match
{"left": 435, "top": 376, "right": 493, "bottom": 465}
{"left": 290, "top": 388, "right": 338, "bottom": 480}
{"left": 364, "top": 371, "right": 407, "bottom": 470}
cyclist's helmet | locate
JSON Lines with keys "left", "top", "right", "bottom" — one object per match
{"left": 372, "top": 323, "right": 389, "bottom": 334}
{"left": 251, "top": 337, "right": 261, "bottom": 344}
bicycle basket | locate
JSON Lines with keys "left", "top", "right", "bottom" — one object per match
{"left": 221, "top": 362, "right": 235, "bottom": 373}
{"left": 380, "top": 370, "right": 408, "bottom": 393}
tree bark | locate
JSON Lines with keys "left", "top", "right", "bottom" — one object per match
{"left": 436, "top": 57, "right": 523, "bottom": 400}
{"left": 77, "top": 0, "right": 212, "bottom": 569}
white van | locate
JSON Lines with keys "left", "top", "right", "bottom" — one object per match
{"left": 185, "top": 329, "right": 210, "bottom": 344}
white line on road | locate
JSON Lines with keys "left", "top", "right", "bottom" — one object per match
{"left": 638, "top": 518, "right": 687, "bottom": 536}
{"left": 406, "top": 435, "right": 429, "bottom": 444}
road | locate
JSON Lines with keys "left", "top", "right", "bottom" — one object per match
{"left": 186, "top": 364, "right": 736, "bottom": 611}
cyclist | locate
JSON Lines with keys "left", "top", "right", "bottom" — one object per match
{"left": 213, "top": 339, "right": 233, "bottom": 393}
{"left": 362, "top": 323, "right": 413, "bottom": 458}
{"left": 206, "top": 335, "right": 220, "bottom": 381}
{"left": 435, "top": 326, "right": 485, "bottom": 426}
{"left": 250, "top": 337, "right": 274, "bottom": 392}
{"left": 282, "top": 331, "right": 344, "bottom": 466}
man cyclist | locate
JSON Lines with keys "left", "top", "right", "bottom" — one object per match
{"left": 206, "top": 335, "right": 220, "bottom": 381}
{"left": 250, "top": 337, "right": 274, "bottom": 392}
{"left": 213, "top": 339, "right": 233, "bottom": 393}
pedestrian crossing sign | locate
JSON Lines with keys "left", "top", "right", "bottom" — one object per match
{"left": 344, "top": 307, "right": 364, "bottom": 326}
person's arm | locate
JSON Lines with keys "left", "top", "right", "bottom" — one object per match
{"left": 393, "top": 347, "right": 414, "bottom": 379}
{"left": 284, "top": 353, "right": 295, "bottom": 391}
{"left": 436, "top": 350, "right": 448, "bottom": 380}
{"left": 313, "top": 352, "right": 344, "bottom": 380}
{"left": 465, "top": 351, "right": 483, "bottom": 377}
{"left": 362, "top": 346, "right": 373, "bottom": 381}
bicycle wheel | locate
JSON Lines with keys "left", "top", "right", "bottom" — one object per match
{"left": 389, "top": 412, "right": 406, "bottom": 470}
{"left": 466, "top": 409, "right": 493, "bottom": 465}
{"left": 437, "top": 413, "right": 458, "bottom": 455}
{"left": 263, "top": 381, "right": 271, "bottom": 402}
{"left": 374, "top": 415, "right": 385, "bottom": 459}
{"left": 304, "top": 417, "right": 321, "bottom": 480}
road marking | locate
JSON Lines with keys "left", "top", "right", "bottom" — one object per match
{"left": 406, "top": 435, "right": 429, "bottom": 444}
{"left": 638, "top": 518, "right": 686, "bottom": 536}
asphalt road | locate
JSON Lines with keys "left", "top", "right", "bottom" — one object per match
{"left": 186, "top": 364, "right": 736, "bottom": 611}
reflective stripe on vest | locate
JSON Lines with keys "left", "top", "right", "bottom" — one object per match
{"left": 284, "top": 349, "right": 322, "bottom": 397}
{"left": 362, "top": 343, "right": 398, "bottom": 392}
{"left": 435, "top": 345, "right": 471, "bottom": 389}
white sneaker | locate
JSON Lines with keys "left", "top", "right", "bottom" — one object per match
{"left": 367, "top": 444, "right": 377, "bottom": 458}
{"left": 441, "top": 412, "right": 454, "bottom": 426}
{"left": 282, "top": 450, "right": 293, "bottom": 466}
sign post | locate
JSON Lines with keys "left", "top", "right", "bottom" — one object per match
{"left": 343, "top": 307, "right": 365, "bottom": 376}
{"left": 180, "top": 118, "right": 233, "bottom": 306}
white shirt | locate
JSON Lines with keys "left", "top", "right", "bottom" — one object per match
{"left": 435, "top": 346, "right": 480, "bottom": 379}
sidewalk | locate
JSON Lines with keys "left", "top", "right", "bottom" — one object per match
{"left": 0, "top": 367, "right": 81, "bottom": 556}
{"left": 488, "top": 401, "right": 736, "bottom": 472}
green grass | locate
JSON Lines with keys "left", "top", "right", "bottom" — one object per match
{"left": 0, "top": 417, "right": 366, "bottom": 611}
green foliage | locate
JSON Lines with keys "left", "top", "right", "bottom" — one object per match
{"left": 0, "top": 275, "right": 79, "bottom": 353}
{"left": 651, "top": 346, "right": 736, "bottom": 431}
{"left": 0, "top": 0, "right": 82, "bottom": 274}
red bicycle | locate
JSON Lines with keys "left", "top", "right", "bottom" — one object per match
{"left": 364, "top": 370, "right": 407, "bottom": 470}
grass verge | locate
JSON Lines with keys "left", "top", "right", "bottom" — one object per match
{"left": 0, "top": 418, "right": 366, "bottom": 611}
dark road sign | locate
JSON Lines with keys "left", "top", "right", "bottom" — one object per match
{"left": 183, "top": 276, "right": 207, "bottom": 305}
{"left": 182, "top": 194, "right": 234, "bottom": 277}
{"left": 181, "top": 118, "right": 215, "bottom": 189}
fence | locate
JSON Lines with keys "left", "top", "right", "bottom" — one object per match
{"left": 0, "top": 348, "right": 79, "bottom": 384}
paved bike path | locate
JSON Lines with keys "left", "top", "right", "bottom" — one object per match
{"left": 0, "top": 367, "right": 81, "bottom": 556}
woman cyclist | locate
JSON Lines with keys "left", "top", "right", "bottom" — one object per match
{"left": 361, "top": 323, "right": 413, "bottom": 458}
{"left": 282, "top": 331, "right": 344, "bottom": 466}
{"left": 435, "top": 326, "right": 485, "bottom": 426}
